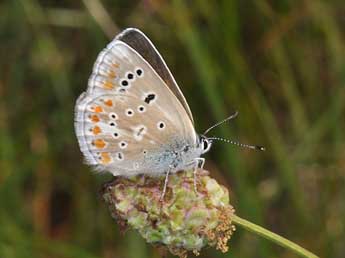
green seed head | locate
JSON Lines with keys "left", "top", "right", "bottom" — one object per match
{"left": 102, "top": 170, "right": 236, "bottom": 258}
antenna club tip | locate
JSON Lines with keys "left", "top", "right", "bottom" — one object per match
{"left": 256, "top": 146, "right": 265, "bottom": 151}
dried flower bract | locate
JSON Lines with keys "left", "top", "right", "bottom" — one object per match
{"left": 102, "top": 170, "right": 235, "bottom": 257}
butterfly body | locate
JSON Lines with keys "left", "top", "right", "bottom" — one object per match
{"left": 75, "top": 28, "right": 212, "bottom": 177}
{"left": 141, "top": 137, "right": 204, "bottom": 176}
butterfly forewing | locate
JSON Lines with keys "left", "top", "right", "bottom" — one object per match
{"left": 115, "top": 28, "right": 194, "bottom": 124}
{"left": 75, "top": 40, "right": 197, "bottom": 176}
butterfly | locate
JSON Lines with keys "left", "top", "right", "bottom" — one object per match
{"left": 74, "top": 28, "right": 263, "bottom": 196}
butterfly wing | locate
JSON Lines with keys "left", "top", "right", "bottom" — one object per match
{"left": 115, "top": 28, "right": 194, "bottom": 124}
{"left": 75, "top": 39, "right": 197, "bottom": 176}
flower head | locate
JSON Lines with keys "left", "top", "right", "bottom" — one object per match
{"left": 102, "top": 170, "right": 235, "bottom": 257}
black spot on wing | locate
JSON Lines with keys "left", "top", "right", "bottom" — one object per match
{"left": 144, "top": 94, "right": 155, "bottom": 104}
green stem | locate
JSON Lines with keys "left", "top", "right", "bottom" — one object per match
{"left": 231, "top": 215, "right": 319, "bottom": 258}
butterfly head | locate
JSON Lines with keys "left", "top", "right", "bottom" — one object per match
{"left": 198, "top": 135, "right": 213, "bottom": 154}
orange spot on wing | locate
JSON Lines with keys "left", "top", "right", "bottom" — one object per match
{"left": 108, "top": 70, "right": 116, "bottom": 79}
{"left": 90, "top": 115, "right": 100, "bottom": 123}
{"left": 100, "top": 152, "right": 112, "bottom": 164}
{"left": 104, "top": 99, "right": 113, "bottom": 106}
{"left": 112, "top": 63, "right": 120, "bottom": 68}
{"left": 94, "top": 106, "right": 103, "bottom": 113}
{"left": 92, "top": 139, "right": 106, "bottom": 149}
{"left": 92, "top": 126, "right": 101, "bottom": 135}
{"left": 103, "top": 81, "right": 114, "bottom": 89}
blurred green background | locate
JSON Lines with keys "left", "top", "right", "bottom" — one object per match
{"left": 1, "top": 0, "right": 344, "bottom": 257}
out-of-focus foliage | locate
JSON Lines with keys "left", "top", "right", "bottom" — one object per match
{"left": 0, "top": 1, "right": 344, "bottom": 258}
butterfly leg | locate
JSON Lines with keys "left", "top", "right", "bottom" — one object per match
{"left": 193, "top": 158, "right": 205, "bottom": 194}
{"left": 160, "top": 166, "right": 173, "bottom": 201}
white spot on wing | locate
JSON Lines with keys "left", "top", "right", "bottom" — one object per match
{"left": 157, "top": 121, "right": 166, "bottom": 130}
{"left": 137, "top": 105, "right": 146, "bottom": 113}
{"left": 119, "top": 141, "right": 128, "bottom": 149}
{"left": 126, "top": 108, "right": 134, "bottom": 117}
{"left": 120, "top": 79, "right": 130, "bottom": 88}
{"left": 109, "top": 112, "right": 118, "bottom": 120}
{"left": 125, "top": 71, "right": 135, "bottom": 81}
{"left": 132, "top": 125, "right": 147, "bottom": 141}
{"left": 135, "top": 67, "right": 144, "bottom": 77}
{"left": 112, "top": 132, "right": 120, "bottom": 139}
{"left": 116, "top": 152, "right": 124, "bottom": 160}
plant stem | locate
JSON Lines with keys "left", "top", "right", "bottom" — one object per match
{"left": 231, "top": 215, "right": 319, "bottom": 258}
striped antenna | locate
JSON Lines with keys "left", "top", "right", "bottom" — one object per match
{"left": 208, "top": 137, "right": 265, "bottom": 151}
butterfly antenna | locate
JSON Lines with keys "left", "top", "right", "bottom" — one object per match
{"left": 208, "top": 137, "right": 265, "bottom": 151}
{"left": 203, "top": 111, "right": 239, "bottom": 135}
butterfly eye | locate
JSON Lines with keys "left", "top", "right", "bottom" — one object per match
{"left": 201, "top": 138, "right": 212, "bottom": 153}
{"left": 135, "top": 68, "right": 144, "bottom": 77}
{"left": 203, "top": 140, "right": 208, "bottom": 150}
